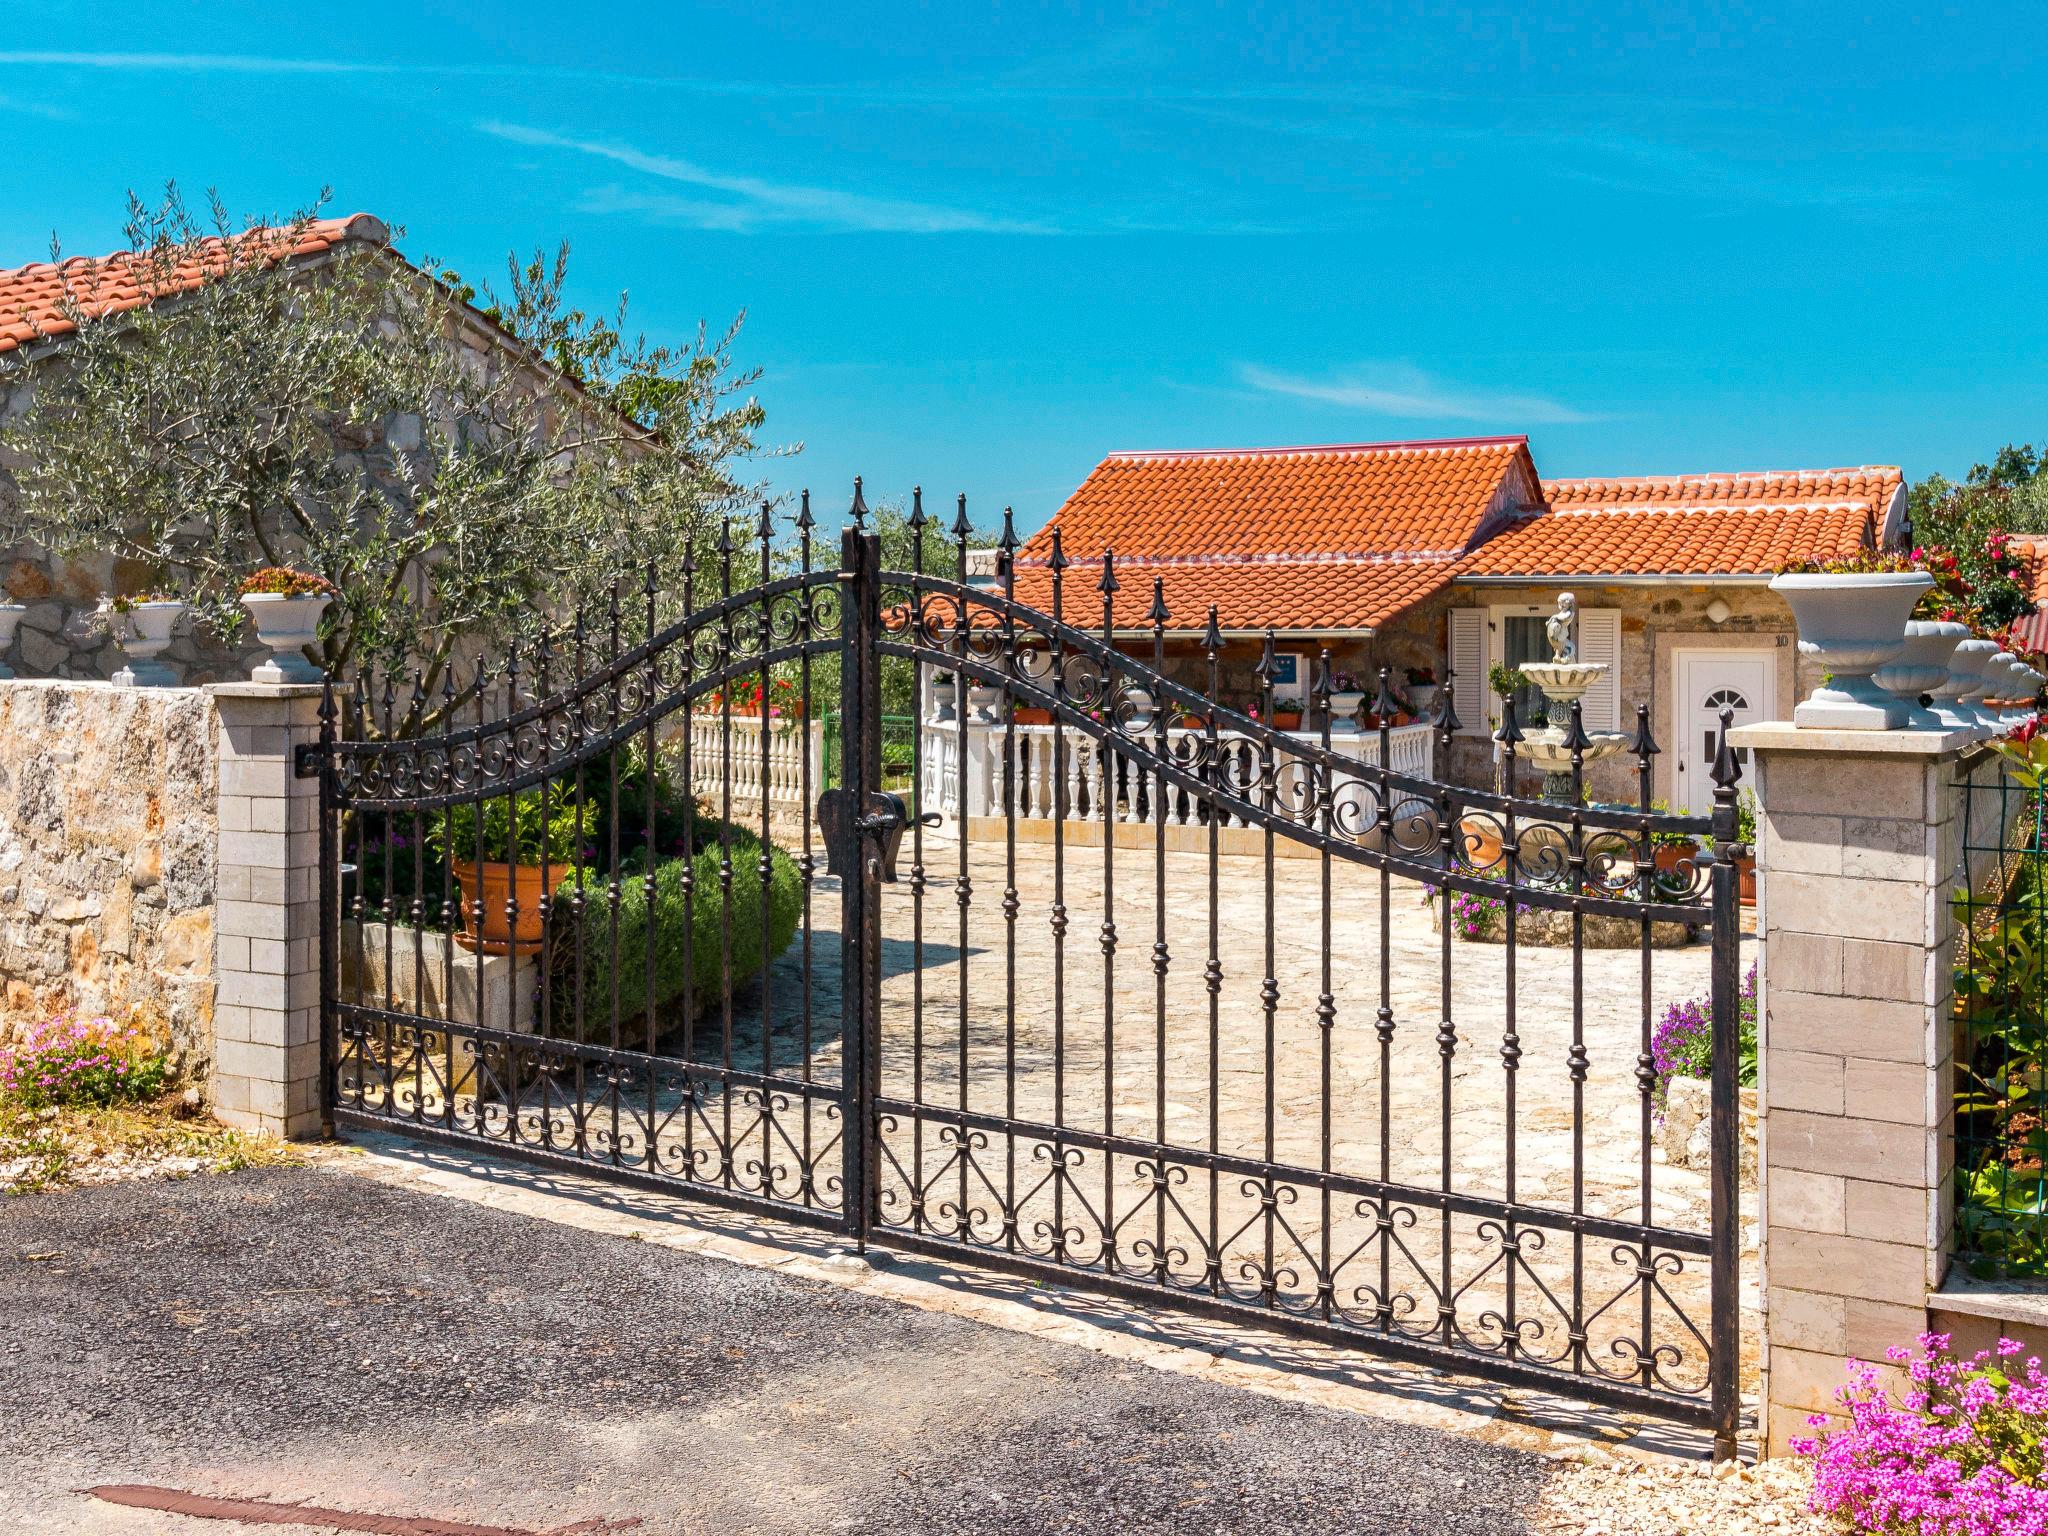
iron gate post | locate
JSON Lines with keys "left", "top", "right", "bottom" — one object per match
{"left": 1707, "top": 710, "right": 1743, "bottom": 1460}
{"left": 315, "top": 676, "right": 338, "bottom": 1141}
{"left": 838, "top": 528, "right": 885, "bottom": 1247}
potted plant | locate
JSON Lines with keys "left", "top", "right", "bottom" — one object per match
{"left": 0, "top": 601, "right": 26, "bottom": 679}
{"left": 1269, "top": 703, "right": 1304, "bottom": 731}
{"left": 1405, "top": 666, "right": 1439, "bottom": 718}
{"left": 238, "top": 567, "right": 335, "bottom": 684}
{"left": 1770, "top": 555, "right": 1933, "bottom": 728}
{"left": 1011, "top": 703, "right": 1054, "bottom": 726}
{"left": 1327, "top": 671, "right": 1367, "bottom": 727}
{"left": 98, "top": 592, "right": 186, "bottom": 688}
{"left": 429, "top": 790, "right": 597, "bottom": 954}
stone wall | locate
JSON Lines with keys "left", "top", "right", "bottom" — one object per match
{"left": 0, "top": 679, "right": 218, "bottom": 1081}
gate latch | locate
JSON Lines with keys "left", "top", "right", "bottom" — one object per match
{"left": 816, "top": 789, "right": 938, "bottom": 882}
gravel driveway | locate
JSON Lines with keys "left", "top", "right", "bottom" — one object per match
{"left": 0, "top": 1164, "right": 1547, "bottom": 1535}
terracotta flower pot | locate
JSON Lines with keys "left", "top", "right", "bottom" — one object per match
{"left": 449, "top": 859, "right": 564, "bottom": 954}
{"left": 1010, "top": 706, "right": 1054, "bottom": 726}
{"left": 1270, "top": 711, "right": 1304, "bottom": 732}
{"left": 1732, "top": 849, "right": 1757, "bottom": 906}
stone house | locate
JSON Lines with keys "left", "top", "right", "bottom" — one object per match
{"left": 0, "top": 212, "right": 636, "bottom": 683}
{"left": 1009, "top": 436, "right": 1907, "bottom": 809}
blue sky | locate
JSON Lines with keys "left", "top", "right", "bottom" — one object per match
{"left": 2, "top": 2, "right": 2043, "bottom": 533}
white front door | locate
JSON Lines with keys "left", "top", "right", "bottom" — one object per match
{"left": 1673, "top": 651, "right": 1774, "bottom": 815}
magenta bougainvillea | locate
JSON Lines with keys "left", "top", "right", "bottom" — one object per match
{"left": 1795, "top": 1333, "right": 2048, "bottom": 1535}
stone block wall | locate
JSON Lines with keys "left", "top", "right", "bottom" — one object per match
{"left": 1736, "top": 722, "right": 1973, "bottom": 1456}
{"left": 0, "top": 678, "right": 219, "bottom": 1078}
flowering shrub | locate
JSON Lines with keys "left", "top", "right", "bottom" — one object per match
{"left": 1421, "top": 885, "right": 1533, "bottom": 940}
{"left": 238, "top": 566, "right": 336, "bottom": 598}
{"left": 1795, "top": 1334, "right": 2048, "bottom": 1535}
{"left": 1649, "top": 961, "right": 1758, "bottom": 1110}
{"left": 0, "top": 1012, "right": 169, "bottom": 1109}
{"left": 699, "top": 675, "right": 804, "bottom": 718}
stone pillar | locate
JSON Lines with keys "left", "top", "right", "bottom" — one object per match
{"left": 208, "top": 682, "right": 326, "bottom": 1139}
{"left": 1733, "top": 721, "right": 1975, "bottom": 1456}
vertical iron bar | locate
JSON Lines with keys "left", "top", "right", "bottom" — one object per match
{"left": 316, "top": 676, "right": 338, "bottom": 1140}
{"left": 1099, "top": 552, "right": 1121, "bottom": 1271}
{"left": 1708, "top": 707, "right": 1742, "bottom": 1461}
{"left": 954, "top": 495, "right": 974, "bottom": 1241}
{"left": 1152, "top": 579, "right": 1172, "bottom": 1285}
{"left": 1001, "top": 509, "right": 1021, "bottom": 1251}
{"left": 838, "top": 518, "right": 883, "bottom": 1247}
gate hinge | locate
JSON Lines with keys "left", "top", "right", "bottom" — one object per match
{"left": 294, "top": 742, "right": 324, "bottom": 780}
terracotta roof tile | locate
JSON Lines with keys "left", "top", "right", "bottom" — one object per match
{"left": 0, "top": 213, "right": 386, "bottom": 356}
{"left": 1015, "top": 436, "right": 1537, "bottom": 568}
{"left": 1008, "top": 556, "right": 1460, "bottom": 633}
{"left": 1541, "top": 465, "right": 1904, "bottom": 515}
{"left": 1455, "top": 503, "right": 1880, "bottom": 578}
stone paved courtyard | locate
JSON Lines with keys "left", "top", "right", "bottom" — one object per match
{"left": 348, "top": 824, "right": 1758, "bottom": 1404}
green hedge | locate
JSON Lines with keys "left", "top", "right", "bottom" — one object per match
{"left": 549, "top": 819, "right": 801, "bottom": 1043}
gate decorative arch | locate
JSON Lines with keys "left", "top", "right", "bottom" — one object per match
{"left": 311, "top": 508, "right": 1743, "bottom": 1454}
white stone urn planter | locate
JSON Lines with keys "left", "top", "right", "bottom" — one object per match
{"left": 0, "top": 602, "right": 25, "bottom": 679}
{"left": 1874, "top": 620, "right": 1967, "bottom": 730}
{"left": 1327, "top": 688, "right": 1367, "bottom": 728}
{"left": 1407, "top": 682, "right": 1439, "bottom": 720}
{"left": 108, "top": 600, "right": 185, "bottom": 688}
{"left": 965, "top": 684, "right": 1004, "bottom": 726}
{"left": 1768, "top": 570, "right": 1931, "bottom": 729}
{"left": 1943, "top": 637, "right": 2005, "bottom": 728}
{"left": 240, "top": 592, "right": 331, "bottom": 684}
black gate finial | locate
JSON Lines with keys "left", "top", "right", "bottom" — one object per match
{"left": 850, "top": 475, "right": 869, "bottom": 530}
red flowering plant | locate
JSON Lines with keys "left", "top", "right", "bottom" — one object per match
{"left": 1778, "top": 542, "right": 2031, "bottom": 633}
{"left": 238, "top": 567, "right": 337, "bottom": 599}
{"left": 698, "top": 673, "right": 805, "bottom": 720}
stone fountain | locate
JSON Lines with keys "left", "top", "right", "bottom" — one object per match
{"left": 1514, "top": 593, "right": 1629, "bottom": 802}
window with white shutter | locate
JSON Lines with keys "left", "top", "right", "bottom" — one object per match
{"left": 1576, "top": 608, "right": 1622, "bottom": 732}
{"left": 1448, "top": 607, "right": 1488, "bottom": 736}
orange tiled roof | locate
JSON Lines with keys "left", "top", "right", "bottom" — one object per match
{"left": 1008, "top": 555, "right": 1459, "bottom": 634}
{"left": 1009, "top": 436, "right": 1538, "bottom": 632}
{"left": 1542, "top": 465, "right": 1905, "bottom": 516}
{"left": 1454, "top": 502, "right": 1881, "bottom": 578}
{"left": 1015, "top": 437, "right": 1538, "bottom": 566}
{"left": 0, "top": 214, "right": 386, "bottom": 356}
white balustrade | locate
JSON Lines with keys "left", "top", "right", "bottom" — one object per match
{"left": 673, "top": 714, "right": 825, "bottom": 819}
{"left": 919, "top": 716, "right": 1436, "bottom": 833}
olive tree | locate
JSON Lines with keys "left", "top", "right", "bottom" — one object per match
{"left": 0, "top": 187, "right": 769, "bottom": 731}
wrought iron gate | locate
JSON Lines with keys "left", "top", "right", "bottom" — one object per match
{"left": 314, "top": 508, "right": 1742, "bottom": 1452}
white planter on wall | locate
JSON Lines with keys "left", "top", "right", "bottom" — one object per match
{"left": 240, "top": 593, "right": 330, "bottom": 684}
{"left": 1874, "top": 619, "right": 1967, "bottom": 730}
{"left": 1768, "top": 571, "right": 1931, "bottom": 730}
{"left": 109, "top": 600, "right": 186, "bottom": 689}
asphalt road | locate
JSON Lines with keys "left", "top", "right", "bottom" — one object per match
{"left": 0, "top": 1165, "right": 1546, "bottom": 1534}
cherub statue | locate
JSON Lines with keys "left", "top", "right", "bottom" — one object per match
{"left": 1545, "top": 592, "right": 1578, "bottom": 664}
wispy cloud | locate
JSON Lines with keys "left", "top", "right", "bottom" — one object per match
{"left": 1239, "top": 362, "right": 1601, "bottom": 426}
{"left": 0, "top": 92, "right": 69, "bottom": 120}
{"left": 485, "top": 121, "right": 1051, "bottom": 235}
{"left": 0, "top": 50, "right": 393, "bottom": 74}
